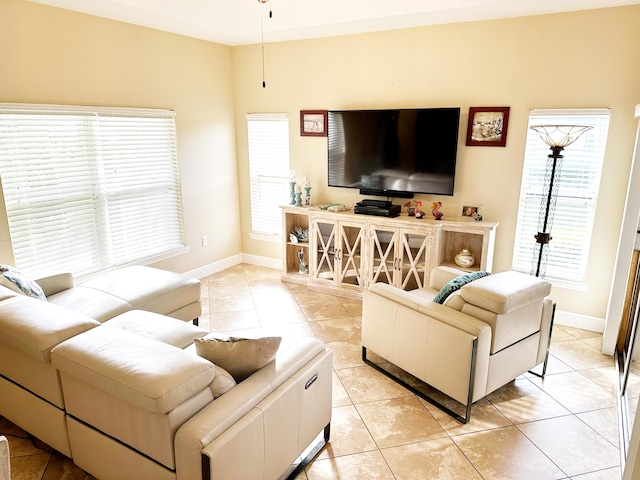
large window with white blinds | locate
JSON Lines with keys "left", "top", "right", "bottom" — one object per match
{"left": 512, "top": 108, "right": 610, "bottom": 284}
{"left": 247, "top": 113, "right": 290, "bottom": 238}
{"left": 0, "top": 104, "right": 185, "bottom": 278}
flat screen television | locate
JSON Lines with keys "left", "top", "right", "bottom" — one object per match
{"left": 327, "top": 107, "right": 460, "bottom": 198}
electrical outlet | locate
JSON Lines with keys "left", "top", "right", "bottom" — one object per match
{"left": 202, "top": 236, "right": 208, "bottom": 246}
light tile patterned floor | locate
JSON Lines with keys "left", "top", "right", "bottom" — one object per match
{"left": 2, "top": 264, "right": 628, "bottom": 479}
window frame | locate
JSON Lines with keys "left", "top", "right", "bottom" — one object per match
{"left": 512, "top": 108, "right": 610, "bottom": 286}
{"left": 0, "top": 103, "right": 186, "bottom": 279}
{"left": 246, "top": 113, "right": 290, "bottom": 242}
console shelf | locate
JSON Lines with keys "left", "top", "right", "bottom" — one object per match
{"left": 281, "top": 206, "right": 498, "bottom": 298}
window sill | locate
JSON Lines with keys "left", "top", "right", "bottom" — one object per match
{"left": 546, "top": 278, "right": 588, "bottom": 292}
{"left": 249, "top": 232, "right": 282, "bottom": 244}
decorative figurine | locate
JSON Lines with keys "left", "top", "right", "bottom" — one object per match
{"left": 289, "top": 181, "right": 296, "bottom": 205}
{"left": 414, "top": 201, "right": 425, "bottom": 219}
{"left": 294, "top": 184, "right": 303, "bottom": 207}
{"left": 297, "top": 249, "right": 307, "bottom": 273}
{"left": 289, "top": 171, "right": 296, "bottom": 205}
{"left": 304, "top": 178, "right": 312, "bottom": 206}
{"left": 403, "top": 199, "right": 419, "bottom": 216}
{"left": 292, "top": 226, "right": 309, "bottom": 242}
{"left": 431, "top": 201, "right": 443, "bottom": 220}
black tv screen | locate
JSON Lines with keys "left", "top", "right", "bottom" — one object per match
{"left": 327, "top": 108, "right": 460, "bottom": 197}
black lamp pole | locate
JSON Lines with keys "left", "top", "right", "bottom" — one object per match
{"left": 529, "top": 125, "right": 592, "bottom": 278}
{"left": 533, "top": 145, "right": 565, "bottom": 277}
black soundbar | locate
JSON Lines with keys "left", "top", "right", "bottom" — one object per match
{"left": 360, "top": 199, "right": 392, "bottom": 208}
{"left": 354, "top": 203, "right": 401, "bottom": 217}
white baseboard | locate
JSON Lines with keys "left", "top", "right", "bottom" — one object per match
{"left": 187, "top": 255, "right": 605, "bottom": 334}
{"left": 555, "top": 309, "right": 605, "bottom": 333}
{"left": 185, "top": 254, "right": 244, "bottom": 279}
{"left": 241, "top": 253, "right": 281, "bottom": 270}
{"left": 185, "top": 253, "right": 281, "bottom": 279}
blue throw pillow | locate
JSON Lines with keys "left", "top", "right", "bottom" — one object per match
{"left": 433, "top": 271, "right": 491, "bottom": 304}
{"left": 0, "top": 265, "right": 47, "bottom": 301}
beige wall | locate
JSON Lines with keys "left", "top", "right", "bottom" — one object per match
{"left": 0, "top": 0, "right": 639, "bottom": 323}
{"left": 232, "top": 6, "right": 640, "bottom": 321}
{"left": 0, "top": 0, "right": 241, "bottom": 274}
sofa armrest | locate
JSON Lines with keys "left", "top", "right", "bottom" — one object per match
{"left": 428, "top": 266, "right": 468, "bottom": 291}
{"left": 459, "top": 271, "right": 551, "bottom": 314}
{"left": 174, "top": 338, "right": 332, "bottom": 480}
{"left": 35, "top": 273, "right": 74, "bottom": 297}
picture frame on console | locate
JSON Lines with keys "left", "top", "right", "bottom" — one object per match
{"left": 466, "top": 106, "right": 510, "bottom": 147}
{"left": 300, "top": 110, "right": 328, "bottom": 137}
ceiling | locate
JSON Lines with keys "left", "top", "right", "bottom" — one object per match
{"left": 29, "top": 0, "right": 640, "bottom": 46}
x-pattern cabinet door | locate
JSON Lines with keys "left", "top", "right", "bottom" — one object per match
{"left": 310, "top": 218, "right": 365, "bottom": 292}
{"left": 368, "top": 225, "right": 432, "bottom": 290}
{"left": 310, "top": 219, "right": 337, "bottom": 285}
{"left": 369, "top": 226, "right": 399, "bottom": 286}
{"left": 397, "top": 228, "right": 432, "bottom": 290}
{"left": 335, "top": 221, "right": 365, "bottom": 288}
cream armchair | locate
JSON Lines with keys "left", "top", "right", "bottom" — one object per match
{"left": 361, "top": 266, "right": 553, "bottom": 423}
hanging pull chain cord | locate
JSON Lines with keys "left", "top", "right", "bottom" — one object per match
{"left": 261, "top": 12, "right": 266, "bottom": 88}
{"left": 258, "top": 0, "right": 271, "bottom": 88}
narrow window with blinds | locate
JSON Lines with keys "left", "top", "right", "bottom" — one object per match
{"left": 512, "top": 108, "right": 610, "bottom": 284}
{"left": 246, "top": 113, "right": 290, "bottom": 238}
{"left": 0, "top": 104, "right": 185, "bottom": 278}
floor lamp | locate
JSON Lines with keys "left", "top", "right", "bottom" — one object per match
{"left": 530, "top": 125, "right": 592, "bottom": 278}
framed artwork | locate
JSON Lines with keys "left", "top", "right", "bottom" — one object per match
{"left": 466, "top": 107, "right": 510, "bottom": 147}
{"left": 300, "top": 110, "right": 328, "bottom": 137}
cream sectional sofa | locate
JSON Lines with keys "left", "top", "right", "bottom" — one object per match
{"left": 0, "top": 266, "right": 333, "bottom": 479}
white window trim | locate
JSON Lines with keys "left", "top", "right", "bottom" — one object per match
{"left": 512, "top": 108, "right": 610, "bottom": 285}
{"left": 246, "top": 113, "right": 290, "bottom": 239}
{"left": 0, "top": 103, "right": 185, "bottom": 278}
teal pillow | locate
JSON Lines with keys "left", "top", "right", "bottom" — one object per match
{"left": 0, "top": 265, "right": 47, "bottom": 301}
{"left": 433, "top": 271, "right": 491, "bottom": 304}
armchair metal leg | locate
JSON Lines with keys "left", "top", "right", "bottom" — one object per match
{"left": 362, "top": 343, "right": 477, "bottom": 424}
{"left": 528, "top": 302, "right": 556, "bottom": 378}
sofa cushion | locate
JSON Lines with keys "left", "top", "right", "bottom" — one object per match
{"left": 433, "top": 271, "right": 491, "bottom": 304}
{"left": 105, "top": 310, "right": 207, "bottom": 348}
{"left": 0, "top": 265, "right": 46, "bottom": 301}
{"left": 0, "top": 295, "right": 99, "bottom": 362}
{"left": 194, "top": 335, "right": 282, "bottom": 382}
{"left": 79, "top": 266, "right": 201, "bottom": 318}
{"left": 46, "top": 286, "right": 133, "bottom": 323}
{"left": 51, "top": 327, "right": 215, "bottom": 414}
{"left": 459, "top": 271, "right": 551, "bottom": 314}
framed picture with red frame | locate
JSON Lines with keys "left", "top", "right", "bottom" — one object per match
{"left": 466, "top": 107, "right": 510, "bottom": 147}
{"left": 300, "top": 110, "right": 327, "bottom": 137}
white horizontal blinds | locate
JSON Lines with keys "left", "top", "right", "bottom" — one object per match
{"left": 0, "top": 109, "right": 105, "bottom": 276}
{"left": 247, "top": 113, "right": 290, "bottom": 236}
{"left": 98, "top": 113, "right": 183, "bottom": 266}
{"left": 0, "top": 105, "right": 184, "bottom": 278}
{"left": 512, "top": 109, "right": 610, "bottom": 283}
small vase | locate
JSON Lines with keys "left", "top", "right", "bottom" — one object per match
{"left": 454, "top": 249, "right": 475, "bottom": 268}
